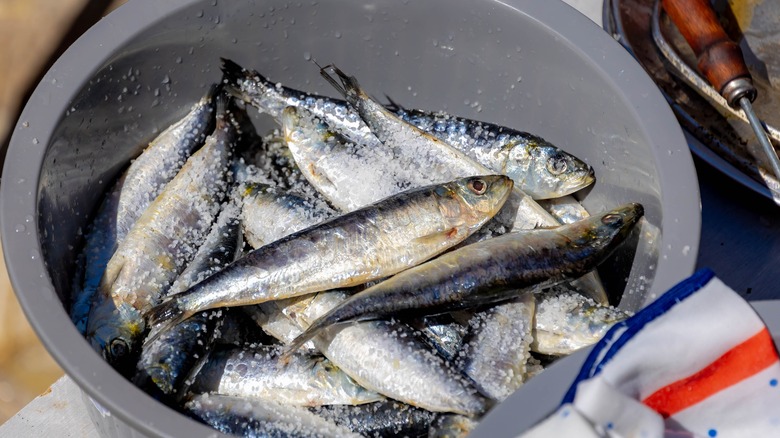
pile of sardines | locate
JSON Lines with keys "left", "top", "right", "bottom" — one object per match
{"left": 72, "top": 58, "right": 643, "bottom": 437}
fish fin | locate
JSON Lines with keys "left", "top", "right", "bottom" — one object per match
{"left": 384, "top": 94, "right": 405, "bottom": 112}
{"left": 203, "top": 82, "right": 220, "bottom": 105}
{"left": 143, "top": 299, "right": 188, "bottom": 348}
{"left": 413, "top": 227, "right": 459, "bottom": 246}
{"left": 569, "top": 271, "right": 609, "bottom": 306}
{"left": 278, "top": 326, "right": 320, "bottom": 364}
{"left": 214, "top": 91, "right": 229, "bottom": 123}
{"left": 220, "top": 58, "right": 269, "bottom": 98}
{"left": 318, "top": 64, "right": 363, "bottom": 102}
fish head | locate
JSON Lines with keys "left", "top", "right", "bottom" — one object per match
{"left": 281, "top": 106, "right": 334, "bottom": 147}
{"left": 86, "top": 298, "right": 144, "bottom": 373}
{"left": 504, "top": 139, "right": 595, "bottom": 199}
{"left": 575, "top": 203, "right": 645, "bottom": 250}
{"left": 438, "top": 175, "right": 514, "bottom": 232}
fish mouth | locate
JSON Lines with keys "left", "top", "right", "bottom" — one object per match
{"left": 560, "top": 166, "right": 596, "bottom": 196}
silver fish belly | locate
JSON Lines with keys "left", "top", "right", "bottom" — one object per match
{"left": 185, "top": 393, "right": 362, "bottom": 438}
{"left": 188, "top": 345, "right": 382, "bottom": 406}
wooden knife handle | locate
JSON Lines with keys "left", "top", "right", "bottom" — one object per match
{"left": 661, "top": 0, "right": 751, "bottom": 97}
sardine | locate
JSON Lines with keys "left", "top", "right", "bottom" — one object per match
{"left": 188, "top": 345, "right": 382, "bottom": 406}
{"left": 311, "top": 400, "right": 439, "bottom": 437}
{"left": 222, "top": 59, "right": 593, "bottom": 200}
{"left": 458, "top": 293, "right": 536, "bottom": 401}
{"left": 285, "top": 290, "right": 489, "bottom": 416}
{"left": 390, "top": 105, "right": 594, "bottom": 200}
{"left": 86, "top": 93, "right": 233, "bottom": 368}
{"left": 283, "top": 203, "right": 644, "bottom": 354}
{"left": 185, "top": 393, "right": 361, "bottom": 438}
{"left": 145, "top": 175, "right": 513, "bottom": 340}
{"left": 70, "top": 86, "right": 217, "bottom": 334}
{"left": 531, "top": 286, "right": 631, "bottom": 356}
{"left": 70, "top": 173, "right": 126, "bottom": 335}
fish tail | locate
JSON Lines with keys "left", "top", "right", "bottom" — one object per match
{"left": 383, "top": 94, "right": 405, "bottom": 112}
{"left": 214, "top": 91, "right": 230, "bottom": 124}
{"left": 220, "top": 58, "right": 270, "bottom": 98}
{"left": 143, "top": 298, "right": 189, "bottom": 347}
{"left": 279, "top": 324, "right": 321, "bottom": 363}
{"left": 203, "top": 82, "right": 220, "bottom": 105}
{"left": 318, "top": 64, "right": 361, "bottom": 101}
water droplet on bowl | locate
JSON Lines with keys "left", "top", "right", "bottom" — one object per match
{"left": 32, "top": 138, "right": 39, "bottom": 144}
{"left": 14, "top": 224, "right": 26, "bottom": 233}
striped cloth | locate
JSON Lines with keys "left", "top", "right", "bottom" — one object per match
{"left": 523, "top": 269, "right": 780, "bottom": 438}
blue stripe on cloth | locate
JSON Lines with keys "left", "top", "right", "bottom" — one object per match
{"left": 561, "top": 268, "right": 715, "bottom": 405}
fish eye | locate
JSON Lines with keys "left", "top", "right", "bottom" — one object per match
{"left": 601, "top": 213, "right": 623, "bottom": 226}
{"left": 468, "top": 178, "right": 487, "bottom": 195}
{"left": 546, "top": 155, "right": 568, "bottom": 175}
{"left": 109, "top": 338, "right": 129, "bottom": 360}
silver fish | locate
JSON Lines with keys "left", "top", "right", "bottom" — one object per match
{"left": 390, "top": 105, "right": 594, "bottom": 199}
{"left": 532, "top": 286, "right": 631, "bottom": 356}
{"left": 86, "top": 93, "right": 233, "bottom": 368}
{"left": 70, "top": 173, "right": 126, "bottom": 335}
{"left": 185, "top": 393, "right": 361, "bottom": 438}
{"left": 70, "top": 86, "right": 217, "bottom": 334}
{"left": 188, "top": 345, "right": 382, "bottom": 406}
{"left": 458, "top": 293, "right": 536, "bottom": 401}
{"left": 145, "top": 175, "right": 513, "bottom": 340}
{"left": 310, "top": 400, "right": 439, "bottom": 437}
{"left": 222, "top": 59, "right": 593, "bottom": 199}
{"left": 283, "top": 203, "right": 644, "bottom": 354}
{"left": 284, "top": 290, "right": 489, "bottom": 416}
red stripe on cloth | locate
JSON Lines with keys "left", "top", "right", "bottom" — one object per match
{"left": 642, "top": 328, "right": 778, "bottom": 418}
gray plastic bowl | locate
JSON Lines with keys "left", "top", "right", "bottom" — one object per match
{"left": 0, "top": 0, "right": 700, "bottom": 436}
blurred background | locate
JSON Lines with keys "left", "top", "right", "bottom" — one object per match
{"left": 0, "top": 0, "right": 126, "bottom": 423}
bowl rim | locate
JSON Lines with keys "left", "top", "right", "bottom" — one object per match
{"left": 0, "top": 0, "right": 700, "bottom": 436}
